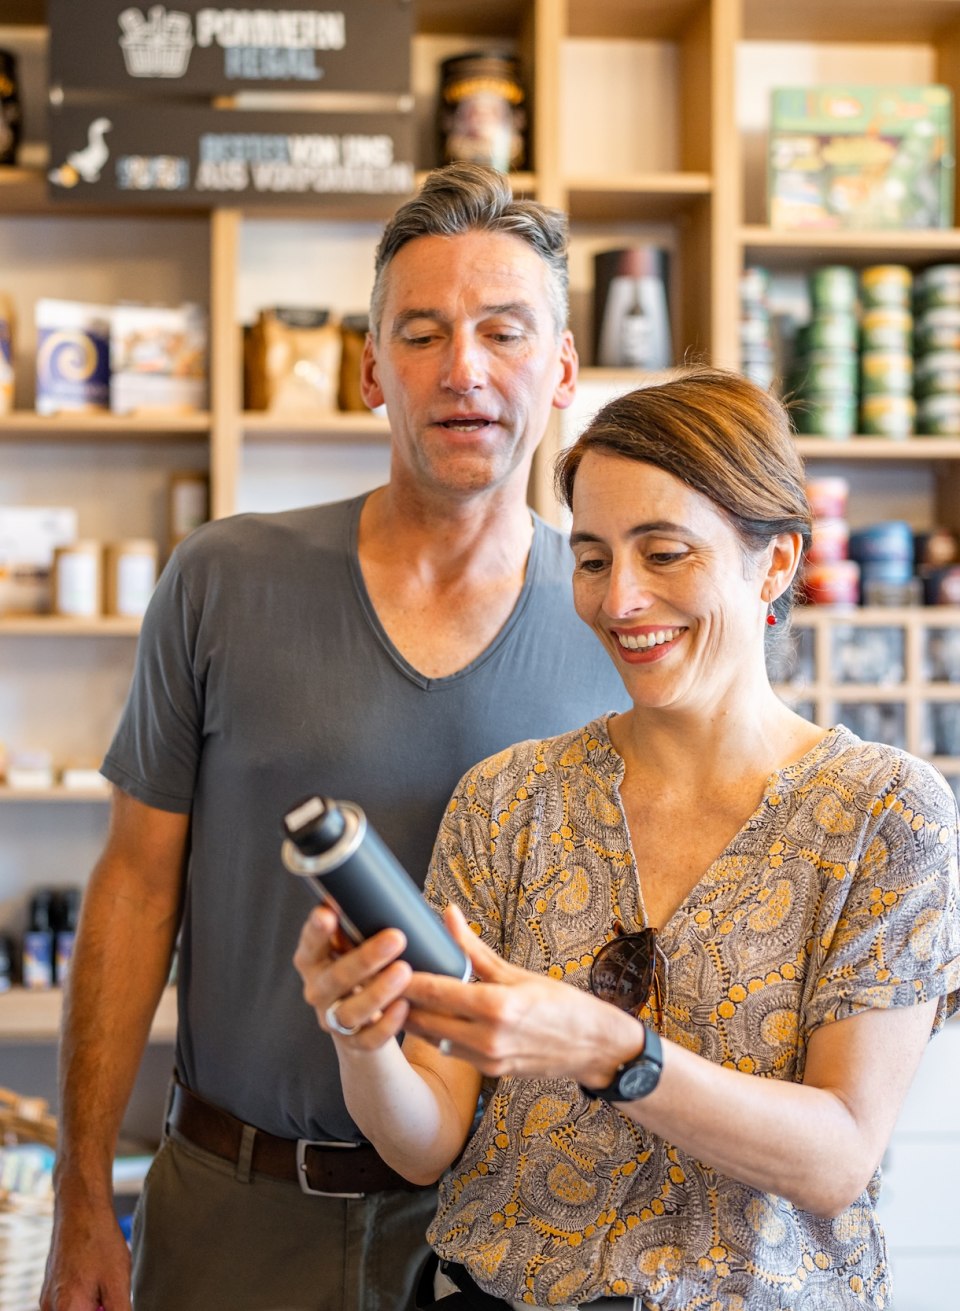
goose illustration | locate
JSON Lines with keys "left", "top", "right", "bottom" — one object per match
{"left": 49, "top": 118, "right": 114, "bottom": 188}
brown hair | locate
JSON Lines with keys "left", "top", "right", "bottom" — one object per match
{"left": 555, "top": 366, "right": 812, "bottom": 624}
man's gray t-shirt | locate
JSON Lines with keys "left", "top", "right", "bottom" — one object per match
{"left": 102, "top": 494, "right": 628, "bottom": 1141}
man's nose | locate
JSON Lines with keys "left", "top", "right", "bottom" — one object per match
{"left": 442, "top": 332, "right": 485, "bottom": 393}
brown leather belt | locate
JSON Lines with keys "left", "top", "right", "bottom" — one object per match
{"left": 167, "top": 1079, "right": 429, "bottom": 1197}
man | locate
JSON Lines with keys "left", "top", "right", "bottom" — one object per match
{"left": 41, "top": 163, "right": 627, "bottom": 1311}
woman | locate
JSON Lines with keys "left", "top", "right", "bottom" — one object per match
{"left": 295, "top": 366, "right": 960, "bottom": 1311}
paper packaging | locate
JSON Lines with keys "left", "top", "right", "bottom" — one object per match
{"left": 768, "top": 85, "right": 955, "bottom": 231}
{"left": 110, "top": 303, "right": 208, "bottom": 414}
{"left": 245, "top": 307, "right": 341, "bottom": 413}
{"left": 0, "top": 506, "right": 78, "bottom": 614}
{"left": 35, "top": 299, "right": 111, "bottom": 414}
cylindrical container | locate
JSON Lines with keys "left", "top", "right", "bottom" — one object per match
{"left": 54, "top": 887, "right": 82, "bottom": 986}
{"left": 915, "top": 350, "right": 960, "bottom": 398}
{"left": 915, "top": 308, "right": 960, "bottom": 353}
{"left": 0, "top": 933, "right": 13, "bottom": 992}
{"left": 0, "top": 50, "right": 21, "bottom": 166}
{"left": 810, "top": 265, "right": 858, "bottom": 314}
{"left": 803, "top": 560, "right": 860, "bottom": 607}
{"left": 860, "top": 308, "right": 912, "bottom": 352}
{"left": 593, "top": 247, "right": 671, "bottom": 369}
{"left": 794, "top": 395, "right": 857, "bottom": 439}
{"left": 860, "top": 350, "right": 913, "bottom": 396}
{"left": 860, "top": 395, "right": 915, "bottom": 439}
{"left": 0, "top": 291, "right": 13, "bottom": 414}
{"left": 860, "top": 264, "right": 912, "bottom": 309}
{"left": 807, "top": 517, "right": 850, "bottom": 565}
{"left": 22, "top": 890, "right": 55, "bottom": 990}
{"left": 849, "top": 521, "right": 914, "bottom": 563}
{"left": 915, "top": 264, "right": 960, "bottom": 311}
{"left": 282, "top": 795, "right": 471, "bottom": 980}
{"left": 797, "top": 315, "right": 858, "bottom": 353}
{"left": 438, "top": 52, "right": 526, "bottom": 172}
{"left": 918, "top": 393, "right": 960, "bottom": 435}
{"left": 104, "top": 539, "right": 158, "bottom": 617}
{"left": 168, "top": 470, "right": 209, "bottom": 552}
{"left": 805, "top": 476, "right": 849, "bottom": 521}
{"left": 53, "top": 541, "right": 102, "bottom": 617}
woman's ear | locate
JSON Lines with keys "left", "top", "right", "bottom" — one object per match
{"left": 764, "top": 531, "right": 805, "bottom": 603}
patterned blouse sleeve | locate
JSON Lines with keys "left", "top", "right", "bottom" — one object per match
{"left": 423, "top": 746, "right": 525, "bottom": 958}
{"left": 805, "top": 750, "right": 960, "bottom": 1036}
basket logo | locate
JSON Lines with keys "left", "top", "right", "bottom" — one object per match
{"left": 118, "top": 6, "right": 195, "bottom": 79}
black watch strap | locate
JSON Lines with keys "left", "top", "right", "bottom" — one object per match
{"left": 580, "top": 1025, "right": 663, "bottom": 1103}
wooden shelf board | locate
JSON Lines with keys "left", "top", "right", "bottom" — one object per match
{"left": 795, "top": 437, "right": 960, "bottom": 460}
{"left": 742, "top": 0, "right": 960, "bottom": 44}
{"left": 0, "top": 985, "right": 177, "bottom": 1043}
{"left": 741, "top": 226, "right": 960, "bottom": 265}
{"left": 0, "top": 615, "right": 141, "bottom": 636}
{"left": 243, "top": 411, "right": 391, "bottom": 442}
{"left": 793, "top": 606, "right": 960, "bottom": 626}
{"left": 0, "top": 785, "right": 110, "bottom": 803}
{"left": 0, "top": 411, "right": 210, "bottom": 441}
{"left": 567, "top": 0, "right": 707, "bottom": 42}
{"left": 415, "top": 0, "right": 534, "bottom": 39}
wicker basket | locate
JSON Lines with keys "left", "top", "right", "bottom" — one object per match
{"left": 0, "top": 1089, "right": 56, "bottom": 1311}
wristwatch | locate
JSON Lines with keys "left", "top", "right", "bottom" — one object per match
{"left": 581, "top": 1025, "right": 663, "bottom": 1102}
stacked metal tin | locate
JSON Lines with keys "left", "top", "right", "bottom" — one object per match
{"left": 739, "top": 266, "right": 775, "bottom": 389}
{"left": 914, "top": 264, "right": 960, "bottom": 435}
{"left": 791, "top": 266, "right": 858, "bottom": 438}
{"left": 859, "top": 265, "right": 915, "bottom": 439}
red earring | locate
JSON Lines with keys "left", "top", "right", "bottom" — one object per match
{"left": 766, "top": 604, "right": 778, "bottom": 627}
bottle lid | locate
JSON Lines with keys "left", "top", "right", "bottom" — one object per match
{"left": 283, "top": 795, "right": 347, "bottom": 855}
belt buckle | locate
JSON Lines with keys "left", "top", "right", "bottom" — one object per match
{"left": 296, "top": 1138, "right": 365, "bottom": 1198}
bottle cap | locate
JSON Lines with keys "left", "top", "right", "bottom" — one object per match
{"left": 283, "top": 795, "right": 346, "bottom": 855}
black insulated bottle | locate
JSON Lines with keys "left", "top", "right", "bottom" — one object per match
{"left": 282, "top": 795, "right": 470, "bottom": 981}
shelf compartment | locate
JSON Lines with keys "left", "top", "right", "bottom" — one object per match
{"left": 565, "top": 173, "right": 712, "bottom": 222}
{"left": 0, "top": 985, "right": 177, "bottom": 1043}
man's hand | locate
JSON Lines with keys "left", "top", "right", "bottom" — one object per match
{"left": 41, "top": 1183, "right": 132, "bottom": 1311}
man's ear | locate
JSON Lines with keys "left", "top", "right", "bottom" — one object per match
{"left": 360, "top": 333, "right": 385, "bottom": 410}
{"left": 552, "top": 330, "right": 578, "bottom": 412}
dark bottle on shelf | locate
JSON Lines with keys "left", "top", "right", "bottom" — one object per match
{"left": 54, "top": 887, "right": 82, "bottom": 985}
{"left": 0, "top": 50, "right": 21, "bottom": 167}
{"left": 23, "top": 889, "right": 56, "bottom": 989}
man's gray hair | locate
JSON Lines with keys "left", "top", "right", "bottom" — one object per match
{"left": 369, "top": 162, "right": 570, "bottom": 339}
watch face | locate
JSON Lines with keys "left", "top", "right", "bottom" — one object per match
{"left": 618, "top": 1059, "right": 660, "bottom": 1100}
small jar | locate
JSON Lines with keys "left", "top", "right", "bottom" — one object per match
{"left": 438, "top": 52, "right": 526, "bottom": 173}
{"left": 53, "top": 541, "right": 101, "bottom": 617}
{"left": 104, "top": 539, "right": 158, "bottom": 617}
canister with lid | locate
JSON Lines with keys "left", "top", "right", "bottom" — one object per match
{"left": 53, "top": 541, "right": 101, "bottom": 617}
{"left": 104, "top": 539, "right": 158, "bottom": 617}
{"left": 438, "top": 52, "right": 526, "bottom": 173}
{"left": 860, "top": 264, "right": 912, "bottom": 309}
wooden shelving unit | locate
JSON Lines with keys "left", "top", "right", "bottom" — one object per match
{"left": 2, "top": 0, "right": 960, "bottom": 1034}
